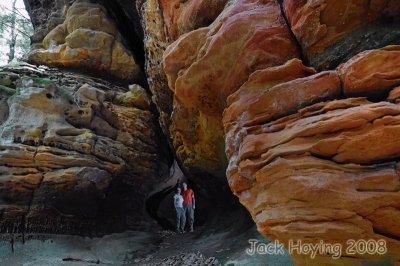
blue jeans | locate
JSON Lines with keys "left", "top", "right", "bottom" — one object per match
{"left": 175, "top": 207, "right": 185, "bottom": 232}
{"left": 183, "top": 204, "right": 194, "bottom": 231}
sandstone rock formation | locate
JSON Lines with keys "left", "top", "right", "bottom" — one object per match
{"left": 138, "top": 0, "right": 174, "bottom": 139}
{"left": 163, "top": 0, "right": 300, "bottom": 178}
{"left": 23, "top": 0, "right": 67, "bottom": 45}
{"left": 12, "top": 0, "right": 400, "bottom": 264}
{"left": 339, "top": 45, "right": 400, "bottom": 97}
{"left": 0, "top": 63, "right": 168, "bottom": 234}
{"left": 159, "top": 0, "right": 228, "bottom": 41}
{"left": 28, "top": 0, "right": 141, "bottom": 81}
{"left": 138, "top": 0, "right": 228, "bottom": 145}
{"left": 283, "top": 0, "right": 400, "bottom": 69}
{"left": 223, "top": 48, "right": 400, "bottom": 263}
{"left": 162, "top": 0, "right": 400, "bottom": 264}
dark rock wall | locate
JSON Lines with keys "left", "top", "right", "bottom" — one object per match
{"left": 23, "top": 0, "right": 67, "bottom": 45}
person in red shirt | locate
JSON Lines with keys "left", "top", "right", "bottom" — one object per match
{"left": 181, "top": 182, "right": 195, "bottom": 232}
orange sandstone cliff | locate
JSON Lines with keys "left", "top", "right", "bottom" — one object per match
{"left": 1, "top": 0, "right": 399, "bottom": 264}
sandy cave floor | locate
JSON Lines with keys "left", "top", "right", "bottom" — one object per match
{"left": 0, "top": 224, "right": 294, "bottom": 266}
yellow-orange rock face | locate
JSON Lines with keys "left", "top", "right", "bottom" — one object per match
{"left": 283, "top": 0, "right": 400, "bottom": 69}
{"left": 163, "top": 0, "right": 299, "bottom": 177}
{"left": 140, "top": 0, "right": 173, "bottom": 138}
{"left": 139, "top": 0, "right": 228, "bottom": 140}
{"left": 224, "top": 46, "right": 400, "bottom": 264}
{"left": 28, "top": 0, "right": 141, "bottom": 81}
{"left": 159, "top": 0, "right": 228, "bottom": 41}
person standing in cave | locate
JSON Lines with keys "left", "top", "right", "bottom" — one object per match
{"left": 181, "top": 182, "right": 195, "bottom": 232}
{"left": 174, "top": 187, "right": 185, "bottom": 233}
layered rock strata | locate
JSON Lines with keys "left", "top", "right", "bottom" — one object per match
{"left": 163, "top": 0, "right": 400, "bottom": 264}
{"left": 19, "top": 0, "right": 400, "bottom": 263}
{"left": 0, "top": 63, "right": 167, "bottom": 234}
{"left": 223, "top": 44, "right": 400, "bottom": 265}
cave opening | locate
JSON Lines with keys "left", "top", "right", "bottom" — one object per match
{"left": 145, "top": 159, "right": 256, "bottom": 236}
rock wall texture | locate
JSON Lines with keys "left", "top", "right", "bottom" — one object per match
{"left": 138, "top": 0, "right": 228, "bottom": 162}
{"left": 283, "top": 0, "right": 400, "bottom": 70}
{"left": 28, "top": 0, "right": 141, "bottom": 81}
{"left": 162, "top": 0, "right": 400, "bottom": 264}
{"left": 0, "top": 63, "right": 169, "bottom": 234}
{"left": 15, "top": 0, "right": 400, "bottom": 264}
{"left": 163, "top": 0, "right": 299, "bottom": 178}
{"left": 137, "top": 0, "right": 173, "bottom": 140}
{"left": 159, "top": 0, "right": 228, "bottom": 41}
{"left": 224, "top": 46, "right": 400, "bottom": 264}
{"left": 23, "top": 0, "right": 67, "bottom": 45}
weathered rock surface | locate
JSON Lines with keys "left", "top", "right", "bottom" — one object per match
{"left": 137, "top": 0, "right": 228, "bottom": 145}
{"left": 283, "top": 0, "right": 400, "bottom": 69}
{"left": 16, "top": 0, "right": 400, "bottom": 264}
{"left": 23, "top": 0, "right": 67, "bottom": 45}
{"left": 159, "top": 0, "right": 228, "bottom": 41}
{"left": 137, "top": 0, "right": 174, "bottom": 140}
{"left": 159, "top": 0, "right": 400, "bottom": 261}
{"left": 339, "top": 45, "right": 400, "bottom": 97}
{"left": 163, "top": 0, "right": 299, "bottom": 178}
{"left": 28, "top": 0, "right": 141, "bottom": 81}
{"left": 0, "top": 63, "right": 168, "bottom": 234}
{"left": 224, "top": 46, "right": 400, "bottom": 264}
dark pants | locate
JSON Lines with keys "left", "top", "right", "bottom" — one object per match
{"left": 183, "top": 204, "right": 194, "bottom": 230}
{"left": 175, "top": 207, "right": 185, "bottom": 232}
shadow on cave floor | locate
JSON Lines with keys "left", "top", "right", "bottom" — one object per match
{"left": 0, "top": 163, "right": 294, "bottom": 265}
{"left": 0, "top": 205, "right": 294, "bottom": 266}
{"left": 126, "top": 204, "right": 295, "bottom": 266}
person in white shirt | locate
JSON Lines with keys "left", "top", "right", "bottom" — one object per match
{"left": 173, "top": 187, "right": 185, "bottom": 233}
